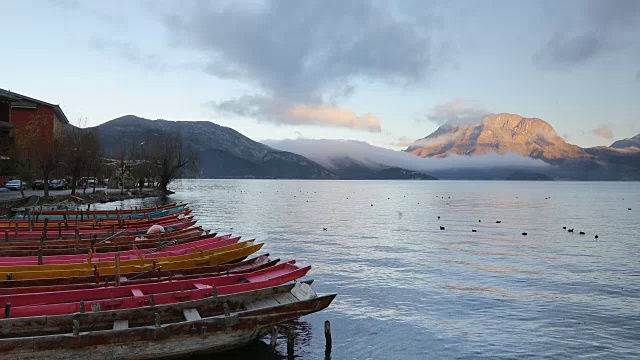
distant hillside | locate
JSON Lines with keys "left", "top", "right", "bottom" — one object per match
{"left": 93, "top": 116, "right": 335, "bottom": 179}
{"left": 610, "top": 134, "right": 640, "bottom": 149}
{"left": 405, "top": 113, "right": 588, "bottom": 163}
{"left": 405, "top": 113, "right": 640, "bottom": 180}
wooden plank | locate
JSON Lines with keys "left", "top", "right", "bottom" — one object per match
{"left": 290, "top": 283, "right": 316, "bottom": 301}
{"left": 273, "top": 293, "right": 296, "bottom": 305}
{"left": 113, "top": 319, "right": 129, "bottom": 330}
{"left": 182, "top": 308, "right": 201, "bottom": 322}
{"left": 246, "top": 297, "right": 280, "bottom": 310}
{"left": 193, "top": 283, "right": 209, "bottom": 290}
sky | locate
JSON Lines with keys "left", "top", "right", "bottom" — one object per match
{"left": 1, "top": 0, "right": 639, "bottom": 149}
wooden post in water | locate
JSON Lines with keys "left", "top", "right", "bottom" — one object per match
{"left": 287, "top": 330, "right": 295, "bottom": 359}
{"left": 4, "top": 303, "right": 10, "bottom": 319}
{"left": 37, "top": 247, "right": 43, "bottom": 265}
{"left": 74, "top": 229, "right": 80, "bottom": 254}
{"left": 115, "top": 252, "right": 121, "bottom": 286}
{"left": 41, "top": 218, "right": 49, "bottom": 243}
{"left": 270, "top": 326, "right": 279, "bottom": 349}
{"left": 80, "top": 209, "right": 83, "bottom": 221}
{"left": 325, "top": 320, "right": 332, "bottom": 353}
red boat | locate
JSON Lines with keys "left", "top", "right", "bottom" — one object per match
{"left": 2, "top": 262, "right": 309, "bottom": 318}
{"left": 0, "top": 234, "right": 240, "bottom": 266}
{"left": 3, "top": 217, "right": 195, "bottom": 240}
{"left": 0, "top": 255, "right": 279, "bottom": 295}
{"left": 0, "top": 253, "right": 274, "bottom": 290}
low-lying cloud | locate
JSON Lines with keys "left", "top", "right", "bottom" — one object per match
{"left": 592, "top": 125, "right": 614, "bottom": 139}
{"left": 208, "top": 95, "right": 381, "bottom": 132}
{"left": 264, "top": 138, "right": 549, "bottom": 171}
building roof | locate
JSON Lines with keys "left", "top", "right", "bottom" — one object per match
{"left": 0, "top": 88, "right": 69, "bottom": 124}
{"left": 0, "top": 89, "right": 21, "bottom": 103}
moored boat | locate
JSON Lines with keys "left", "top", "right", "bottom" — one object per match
{"left": 0, "top": 282, "right": 335, "bottom": 359}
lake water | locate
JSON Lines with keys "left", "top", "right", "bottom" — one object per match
{"left": 100, "top": 180, "right": 640, "bottom": 359}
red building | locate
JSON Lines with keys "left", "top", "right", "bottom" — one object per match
{"left": 0, "top": 88, "right": 69, "bottom": 140}
{"left": 0, "top": 88, "right": 69, "bottom": 186}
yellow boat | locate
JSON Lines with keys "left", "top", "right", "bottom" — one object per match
{"left": 0, "top": 241, "right": 263, "bottom": 280}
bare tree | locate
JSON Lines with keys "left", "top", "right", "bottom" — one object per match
{"left": 113, "top": 142, "right": 129, "bottom": 195}
{"left": 145, "top": 132, "right": 199, "bottom": 194}
{"left": 63, "top": 120, "right": 101, "bottom": 195}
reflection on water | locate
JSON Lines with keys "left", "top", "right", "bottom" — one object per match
{"left": 96, "top": 180, "right": 640, "bottom": 359}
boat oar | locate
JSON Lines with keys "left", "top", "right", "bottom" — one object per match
{"left": 144, "top": 239, "right": 179, "bottom": 254}
{"left": 97, "top": 229, "right": 127, "bottom": 244}
{"left": 128, "top": 266, "right": 163, "bottom": 281}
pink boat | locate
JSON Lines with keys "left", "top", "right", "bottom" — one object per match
{"left": 2, "top": 262, "right": 309, "bottom": 318}
{"left": 0, "top": 234, "right": 240, "bottom": 266}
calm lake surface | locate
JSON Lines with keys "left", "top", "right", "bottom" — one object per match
{"left": 100, "top": 180, "right": 640, "bottom": 359}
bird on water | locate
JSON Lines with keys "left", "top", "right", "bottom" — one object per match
{"left": 579, "top": 231, "right": 585, "bottom": 235}
{"left": 440, "top": 226, "right": 445, "bottom": 230}
{"left": 595, "top": 235, "right": 599, "bottom": 239}
{"left": 568, "top": 228, "right": 574, "bottom": 232}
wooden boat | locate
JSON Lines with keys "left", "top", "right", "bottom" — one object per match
{"left": 0, "top": 255, "right": 279, "bottom": 295}
{"left": 0, "top": 241, "right": 264, "bottom": 280}
{"left": 0, "top": 228, "right": 208, "bottom": 257}
{"left": 2, "top": 217, "right": 195, "bottom": 240}
{"left": 0, "top": 234, "right": 240, "bottom": 266}
{"left": 0, "top": 220, "right": 197, "bottom": 242}
{"left": 0, "top": 253, "right": 273, "bottom": 290}
{"left": 22, "top": 204, "right": 189, "bottom": 221}
{"left": 30, "top": 202, "right": 183, "bottom": 216}
{"left": 2, "top": 262, "right": 310, "bottom": 318}
{"left": 0, "top": 209, "right": 191, "bottom": 229}
{"left": 0, "top": 282, "right": 336, "bottom": 359}
{"left": 0, "top": 239, "right": 257, "bottom": 273}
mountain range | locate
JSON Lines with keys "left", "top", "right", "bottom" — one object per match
{"left": 94, "top": 116, "right": 334, "bottom": 179}
{"left": 94, "top": 114, "right": 640, "bottom": 181}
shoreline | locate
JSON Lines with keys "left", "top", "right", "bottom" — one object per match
{"left": 0, "top": 188, "right": 165, "bottom": 217}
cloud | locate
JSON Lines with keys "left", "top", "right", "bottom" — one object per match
{"left": 423, "top": 98, "right": 489, "bottom": 126}
{"left": 286, "top": 104, "right": 381, "bottom": 132}
{"left": 264, "top": 138, "right": 549, "bottom": 171}
{"left": 164, "top": 1, "right": 436, "bottom": 101}
{"left": 207, "top": 95, "right": 381, "bottom": 132}
{"left": 50, "top": 0, "right": 126, "bottom": 26}
{"left": 534, "top": 0, "right": 640, "bottom": 69}
{"left": 162, "top": 1, "right": 441, "bottom": 130}
{"left": 89, "top": 37, "right": 174, "bottom": 72}
{"left": 592, "top": 125, "right": 614, "bottom": 139}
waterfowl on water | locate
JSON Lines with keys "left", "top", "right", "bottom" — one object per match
{"left": 496, "top": 221, "right": 502, "bottom": 224}
{"left": 478, "top": 220, "right": 481, "bottom": 223}
{"left": 472, "top": 229, "right": 477, "bottom": 232}
{"left": 440, "top": 226, "right": 445, "bottom": 230}
{"left": 563, "top": 226, "right": 566, "bottom": 229}
{"left": 595, "top": 235, "right": 599, "bottom": 239}
{"left": 522, "top": 232, "right": 528, "bottom": 236}
{"left": 438, "top": 216, "right": 440, "bottom": 219}
{"left": 579, "top": 231, "right": 585, "bottom": 235}
{"left": 323, "top": 228, "right": 327, "bottom": 231}
{"left": 568, "top": 229, "right": 574, "bottom": 232}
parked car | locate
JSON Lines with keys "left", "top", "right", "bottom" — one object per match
{"left": 31, "top": 179, "right": 46, "bottom": 190}
{"left": 5, "top": 180, "right": 27, "bottom": 191}
{"left": 49, "top": 179, "right": 69, "bottom": 190}
{"left": 78, "top": 177, "right": 97, "bottom": 188}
